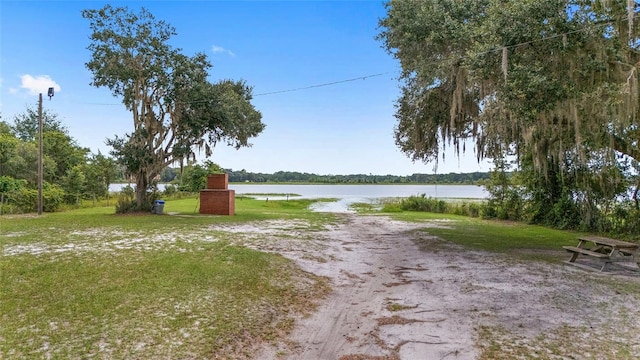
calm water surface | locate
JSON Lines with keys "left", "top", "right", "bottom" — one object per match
{"left": 231, "top": 184, "right": 487, "bottom": 213}
{"left": 229, "top": 184, "right": 486, "bottom": 199}
{"left": 110, "top": 183, "right": 487, "bottom": 213}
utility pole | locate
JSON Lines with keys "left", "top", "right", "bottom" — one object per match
{"left": 37, "top": 88, "right": 54, "bottom": 216}
{"left": 37, "top": 93, "right": 43, "bottom": 215}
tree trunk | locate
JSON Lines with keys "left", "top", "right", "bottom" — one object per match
{"left": 135, "top": 174, "right": 147, "bottom": 210}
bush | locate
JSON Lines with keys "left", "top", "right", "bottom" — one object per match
{"left": 6, "top": 182, "right": 64, "bottom": 213}
{"left": 163, "top": 184, "right": 178, "bottom": 197}
{"left": 452, "top": 201, "right": 482, "bottom": 218}
{"left": 115, "top": 186, "right": 137, "bottom": 214}
{"left": 400, "top": 194, "right": 447, "bottom": 213}
{"left": 114, "top": 185, "right": 162, "bottom": 213}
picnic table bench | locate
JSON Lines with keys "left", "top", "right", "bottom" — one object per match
{"left": 563, "top": 236, "right": 640, "bottom": 272}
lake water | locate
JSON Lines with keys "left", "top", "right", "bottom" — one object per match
{"left": 232, "top": 184, "right": 487, "bottom": 212}
{"left": 110, "top": 183, "right": 486, "bottom": 198}
{"left": 229, "top": 184, "right": 486, "bottom": 199}
{"left": 109, "top": 183, "right": 487, "bottom": 212}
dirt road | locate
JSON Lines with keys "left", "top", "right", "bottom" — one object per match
{"left": 235, "top": 213, "right": 640, "bottom": 359}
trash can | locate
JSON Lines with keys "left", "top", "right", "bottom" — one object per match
{"left": 152, "top": 200, "right": 165, "bottom": 214}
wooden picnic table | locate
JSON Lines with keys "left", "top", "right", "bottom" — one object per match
{"left": 563, "top": 236, "right": 640, "bottom": 272}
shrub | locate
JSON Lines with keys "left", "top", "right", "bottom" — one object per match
{"left": 115, "top": 185, "right": 162, "bottom": 213}
{"left": 6, "top": 182, "right": 64, "bottom": 213}
{"left": 452, "top": 201, "right": 482, "bottom": 218}
{"left": 400, "top": 194, "right": 447, "bottom": 213}
{"left": 115, "top": 186, "right": 137, "bottom": 214}
{"left": 163, "top": 184, "right": 177, "bottom": 197}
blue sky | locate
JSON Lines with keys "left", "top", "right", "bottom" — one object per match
{"left": 0, "top": 0, "right": 492, "bottom": 175}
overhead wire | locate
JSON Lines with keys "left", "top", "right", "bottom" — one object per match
{"left": 253, "top": 72, "right": 390, "bottom": 96}
{"left": 72, "top": 12, "right": 639, "bottom": 107}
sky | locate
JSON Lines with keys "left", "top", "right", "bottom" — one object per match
{"left": 0, "top": 0, "right": 493, "bottom": 176}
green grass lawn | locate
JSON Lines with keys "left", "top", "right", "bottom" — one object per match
{"left": 4, "top": 196, "right": 635, "bottom": 358}
{"left": 0, "top": 197, "right": 333, "bottom": 359}
{"left": 381, "top": 211, "right": 586, "bottom": 263}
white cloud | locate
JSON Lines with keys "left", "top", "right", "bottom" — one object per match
{"left": 211, "top": 45, "right": 235, "bottom": 57}
{"left": 19, "top": 74, "right": 61, "bottom": 95}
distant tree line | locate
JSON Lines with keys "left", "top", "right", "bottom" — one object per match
{"left": 159, "top": 166, "right": 491, "bottom": 185}
{"left": 223, "top": 169, "right": 490, "bottom": 184}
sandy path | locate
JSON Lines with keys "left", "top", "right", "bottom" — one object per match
{"left": 252, "top": 213, "right": 640, "bottom": 359}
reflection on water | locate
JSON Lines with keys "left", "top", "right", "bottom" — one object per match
{"left": 109, "top": 183, "right": 487, "bottom": 213}
{"left": 229, "top": 184, "right": 487, "bottom": 200}
{"left": 232, "top": 184, "right": 486, "bottom": 213}
{"left": 309, "top": 198, "right": 365, "bottom": 213}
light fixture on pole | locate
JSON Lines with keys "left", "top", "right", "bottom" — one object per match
{"left": 37, "top": 87, "right": 54, "bottom": 215}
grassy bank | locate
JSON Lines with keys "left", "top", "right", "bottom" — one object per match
{"left": 0, "top": 197, "right": 333, "bottom": 359}
{"left": 380, "top": 211, "right": 581, "bottom": 263}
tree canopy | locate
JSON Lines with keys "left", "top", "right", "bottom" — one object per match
{"left": 82, "top": 5, "right": 265, "bottom": 210}
{"left": 378, "top": 0, "right": 639, "bottom": 170}
{"left": 0, "top": 108, "right": 116, "bottom": 213}
{"left": 378, "top": 0, "right": 640, "bottom": 231}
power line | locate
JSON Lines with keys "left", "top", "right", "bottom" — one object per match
{"left": 74, "top": 71, "right": 394, "bottom": 106}
{"left": 253, "top": 72, "right": 390, "bottom": 96}
{"left": 73, "top": 13, "right": 639, "bottom": 106}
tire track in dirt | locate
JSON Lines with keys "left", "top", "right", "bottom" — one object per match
{"left": 256, "top": 213, "right": 640, "bottom": 359}
{"left": 258, "top": 214, "right": 477, "bottom": 359}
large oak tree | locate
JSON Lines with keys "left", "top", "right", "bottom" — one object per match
{"left": 378, "top": 0, "right": 640, "bottom": 223}
{"left": 83, "top": 5, "right": 264, "bottom": 209}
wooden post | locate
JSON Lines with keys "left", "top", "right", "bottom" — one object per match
{"left": 37, "top": 93, "right": 43, "bottom": 216}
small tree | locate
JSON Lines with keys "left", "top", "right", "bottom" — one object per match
{"left": 11, "top": 106, "right": 67, "bottom": 142}
{"left": 0, "top": 133, "right": 18, "bottom": 177}
{"left": 83, "top": 5, "right": 264, "bottom": 211}
{"left": 87, "top": 152, "right": 118, "bottom": 205}
{"left": 63, "top": 166, "right": 86, "bottom": 205}
{"left": 0, "top": 176, "right": 22, "bottom": 215}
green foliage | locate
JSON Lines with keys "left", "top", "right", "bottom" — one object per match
{"left": 114, "top": 185, "right": 161, "bottom": 214}
{"left": 0, "top": 120, "right": 12, "bottom": 134}
{"left": 11, "top": 106, "right": 67, "bottom": 142}
{"left": 8, "top": 182, "right": 64, "bottom": 213}
{"left": 0, "top": 133, "right": 18, "bottom": 177}
{"left": 452, "top": 201, "right": 482, "bottom": 218}
{"left": 481, "top": 160, "right": 524, "bottom": 221}
{"left": 380, "top": 195, "right": 484, "bottom": 218}
{"left": 163, "top": 184, "right": 178, "bottom": 197}
{"left": 43, "top": 131, "right": 89, "bottom": 182}
{"left": 416, "top": 217, "right": 579, "bottom": 262}
{"left": 377, "top": 0, "right": 640, "bottom": 237}
{"left": 400, "top": 194, "right": 448, "bottom": 213}
{"left": 0, "top": 176, "right": 25, "bottom": 214}
{"left": 62, "top": 166, "right": 86, "bottom": 205}
{"left": 177, "top": 161, "right": 224, "bottom": 192}
{"left": 160, "top": 167, "right": 178, "bottom": 182}
{"left": 83, "top": 5, "right": 264, "bottom": 210}
{"left": 114, "top": 186, "right": 137, "bottom": 214}
{"left": 224, "top": 169, "right": 491, "bottom": 184}
{"left": 83, "top": 152, "right": 118, "bottom": 203}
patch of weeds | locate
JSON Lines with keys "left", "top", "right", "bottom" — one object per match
{"left": 477, "top": 323, "right": 640, "bottom": 360}
{"left": 350, "top": 202, "right": 379, "bottom": 213}
{"left": 385, "top": 303, "right": 418, "bottom": 312}
{"left": 339, "top": 354, "right": 400, "bottom": 360}
{"left": 375, "top": 315, "right": 424, "bottom": 326}
{"left": 301, "top": 254, "right": 328, "bottom": 263}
